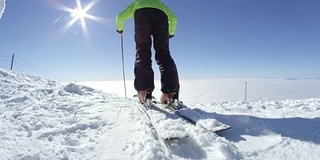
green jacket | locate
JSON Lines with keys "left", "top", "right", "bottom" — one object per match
{"left": 116, "top": 0, "right": 177, "bottom": 36}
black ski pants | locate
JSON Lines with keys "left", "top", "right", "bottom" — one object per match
{"left": 134, "top": 8, "right": 179, "bottom": 93}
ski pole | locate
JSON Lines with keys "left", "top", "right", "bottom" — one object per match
{"left": 120, "top": 33, "right": 128, "bottom": 99}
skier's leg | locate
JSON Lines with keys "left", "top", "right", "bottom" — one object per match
{"left": 152, "top": 9, "right": 180, "bottom": 93}
{"left": 134, "top": 9, "right": 155, "bottom": 92}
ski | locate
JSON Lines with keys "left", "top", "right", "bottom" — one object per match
{"left": 154, "top": 101, "right": 231, "bottom": 133}
{"left": 136, "top": 99, "right": 189, "bottom": 141}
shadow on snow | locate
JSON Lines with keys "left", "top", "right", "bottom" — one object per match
{"left": 193, "top": 109, "right": 320, "bottom": 144}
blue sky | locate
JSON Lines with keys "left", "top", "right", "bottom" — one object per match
{"left": 0, "top": 0, "right": 319, "bottom": 82}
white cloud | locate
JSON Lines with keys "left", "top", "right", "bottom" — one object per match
{"left": 0, "top": 0, "right": 5, "bottom": 19}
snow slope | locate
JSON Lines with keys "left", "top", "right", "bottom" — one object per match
{"left": 1, "top": 68, "right": 319, "bottom": 160}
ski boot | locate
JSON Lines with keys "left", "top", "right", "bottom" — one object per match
{"left": 138, "top": 89, "right": 153, "bottom": 108}
{"left": 161, "top": 90, "right": 182, "bottom": 110}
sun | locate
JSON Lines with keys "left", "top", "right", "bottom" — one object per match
{"left": 71, "top": 6, "right": 86, "bottom": 20}
{"left": 70, "top": 0, "right": 91, "bottom": 28}
{"left": 50, "top": 0, "right": 108, "bottom": 39}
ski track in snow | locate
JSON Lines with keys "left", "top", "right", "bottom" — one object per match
{"left": 1, "top": 68, "right": 320, "bottom": 160}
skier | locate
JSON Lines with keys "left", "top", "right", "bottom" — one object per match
{"left": 116, "top": 0, "right": 180, "bottom": 104}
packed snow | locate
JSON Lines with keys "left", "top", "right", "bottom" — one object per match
{"left": 1, "top": 68, "right": 319, "bottom": 160}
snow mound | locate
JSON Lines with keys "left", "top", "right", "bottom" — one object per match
{"left": 64, "top": 83, "right": 83, "bottom": 95}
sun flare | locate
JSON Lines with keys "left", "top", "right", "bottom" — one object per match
{"left": 71, "top": 7, "right": 86, "bottom": 19}
{"left": 51, "top": 0, "right": 108, "bottom": 40}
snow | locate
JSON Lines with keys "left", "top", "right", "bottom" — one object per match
{"left": 1, "top": 68, "right": 319, "bottom": 160}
